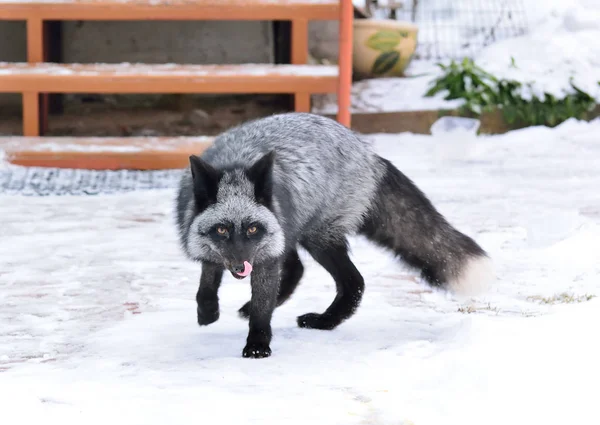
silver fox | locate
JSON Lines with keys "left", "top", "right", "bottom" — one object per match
{"left": 175, "top": 112, "right": 493, "bottom": 358}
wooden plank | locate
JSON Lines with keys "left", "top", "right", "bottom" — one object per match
{"left": 22, "top": 93, "right": 40, "bottom": 137}
{"left": 1, "top": 136, "right": 214, "bottom": 170}
{"left": 26, "top": 18, "right": 44, "bottom": 63}
{"left": 323, "top": 107, "right": 600, "bottom": 135}
{"left": 0, "top": 0, "right": 340, "bottom": 21}
{"left": 24, "top": 18, "right": 44, "bottom": 137}
{"left": 291, "top": 19, "right": 310, "bottom": 113}
{"left": 337, "top": 0, "right": 353, "bottom": 128}
{"left": 0, "top": 63, "right": 339, "bottom": 94}
{"left": 322, "top": 111, "right": 441, "bottom": 134}
{"left": 321, "top": 111, "right": 455, "bottom": 134}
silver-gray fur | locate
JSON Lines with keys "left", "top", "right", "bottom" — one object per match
{"left": 177, "top": 112, "right": 386, "bottom": 258}
{"left": 185, "top": 169, "right": 285, "bottom": 264}
{"left": 175, "top": 112, "right": 494, "bottom": 359}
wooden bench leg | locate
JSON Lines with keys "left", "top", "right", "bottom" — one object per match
{"left": 294, "top": 92, "right": 311, "bottom": 112}
{"left": 40, "top": 21, "right": 54, "bottom": 132}
{"left": 291, "top": 19, "right": 310, "bottom": 113}
{"left": 337, "top": 0, "right": 353, "bottom": 128}
{"left": 25, "top": 18, "right": 45, "bottom": 136}
{"left": 23, "top": 92, "right": 40, "bottom": 137}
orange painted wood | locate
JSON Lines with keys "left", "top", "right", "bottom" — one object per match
{"left": 1, "top": 136, "right": 214, "bottom": 170}
{"left": 22, "top": 93, "right": 40, "bottom": 137}
{"left": 291, "top": 19, "right": 311, "bottom": 113}
{"left": 2, "top": 0, "right": 353, "bottom": 168}
{"left": 294, "top": 94, "right": 311, "bottom": 113}
{"left": 0, "top": 0, "right": 340, "bottom": 21}
{"left": 337, "top": 0, "right": 353, "bottom": 127}
{"left": 8, "top": 151, "right": 204, "bottom": 170}
{"left": 26, "top": 18, "right": 44, "bottom": 62}
{"left": 0, "top": 63, "right": 339, "bottom": 94}
{"left": 25, "top": 18, "right": 44, "bottom": 137}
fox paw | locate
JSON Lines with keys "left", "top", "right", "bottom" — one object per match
{"left": 242, "top": 342, "right": 271, "bottom": 359}
{"left": 237, "top": 302, "right": 251, "bottom": 319}
{"left": 197, "top": 301, "right": 219, "bottom": 326}
{"left": 297, "top": 312, "right": 339, "bottom": 330}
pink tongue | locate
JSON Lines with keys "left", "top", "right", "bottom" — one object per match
{"left": 238, "top": 261, "right": 253, "bottom": 277}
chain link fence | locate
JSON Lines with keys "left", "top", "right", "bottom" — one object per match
{"left": 365, "top": 0, "right": 529, "bottom": 60}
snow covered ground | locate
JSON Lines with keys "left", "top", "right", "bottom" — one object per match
{"left": 1, "top": 118, "right": 599, "bottom": 425}
{"left": 311, "top": 61, "right": 464, "bottom": 114}
{"left": 315, "top": 0, "right": 600, "bottom": 114}
{"left": 478, "top": 0, "right": 600, "bottom": 101}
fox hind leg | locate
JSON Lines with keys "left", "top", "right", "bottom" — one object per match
{"left": 297, "top": 236, "right": 365, "bottom": 330}
{"left": 274, "top": 249, "right": 304, "bottom": 306}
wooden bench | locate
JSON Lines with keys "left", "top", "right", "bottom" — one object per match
{"left": 0, "top": 63, "right": 339, "bottom": 94}
{"left": 0, "top": 0, "right": 354, "bottom": 140}
{"left": 0, "top": 136, "right": 215, "bottom": 170}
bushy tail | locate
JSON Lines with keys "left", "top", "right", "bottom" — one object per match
{"left": 360, "top": 156, "right": 494, "bottom": 296}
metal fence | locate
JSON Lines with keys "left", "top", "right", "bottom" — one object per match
{"left": 367, "top": 0, "right": 529, "bottom": 60}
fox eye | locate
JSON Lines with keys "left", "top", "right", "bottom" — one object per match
{"left": 216, "top": 227, "right": 228, "bottom": 235}
{"left": 247, "top": 226, "right": 258, "bottom": 235}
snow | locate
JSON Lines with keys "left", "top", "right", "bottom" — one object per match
{"left": 0, "top": 136, "right": 215, "bottom": 153}
{"left": 354, "top": 0, "right": 530, "bottom": 60}
{"left": 477, "top": 0, "right": 600, "bottom": 101}
{"left": 0, "top": 63, "right": 339, "bottom": 77}
{"left": 0, "top": 0, "right": 338, "bottom": 4}
{"left": 311, "top": 61, "right": 464, "bottom": 114}
{"left": 23, "top": 144, "right": 144, "bottom": 152}
{"left": 1, "top": 117, "right": 599, "bottom": 425}
{"left": 317, "top": 0, "right": 600, "bottom": 113}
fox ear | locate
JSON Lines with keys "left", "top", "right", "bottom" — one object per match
{"left": 189, "top": 155, "right": 221, "bottom": 210}
{"left": 246, "top": 151, "right": 275, "bottom": 207}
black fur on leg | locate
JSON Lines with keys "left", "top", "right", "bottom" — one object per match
{"left": 297, "top": 236, "right": 364, "bottom": 330}
{"left": 196, "top": 263, "right": 224, "bottom": 326}
{"left": 359, "top": 157, "right": 488, "bottom": 289}
{"left": 275, "top": 249, "right": 304, "bottom": 306}
{"left": 242, "top": 262, "right": 281, "bottom": 359}
{"left": 238, "top": 249, "right": 304, "bottom": 319}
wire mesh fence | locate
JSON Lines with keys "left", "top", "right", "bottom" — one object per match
{"left": 366, "top": 0, "right": 529, "bottom": 60}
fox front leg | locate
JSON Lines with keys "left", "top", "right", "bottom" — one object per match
{"left": 196, "top": 262, "right": 224, "bottom": 326}
{"left": 243, "top": 262, "right": 281, "bottom": 359}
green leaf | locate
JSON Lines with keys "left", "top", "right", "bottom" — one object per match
{"left": 366, "top": 31, "right": 402, "bottom": 51}
{"left": 371, "top": 51, "right": 401, "bottom": 75}
{"left": 547, "top": 109, "right": 557, "bottom": 126}
{"left": 424, "top": 57, "right": 598, "bottom": 127}
{"left": 504, "top": 105, "right": 517, "bottom": 123}
{"left": 425, "top": 82, "right": 444, "bottom": 97}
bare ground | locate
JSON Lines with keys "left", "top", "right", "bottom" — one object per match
{"left": 0, "top": 94, "right": 291, "bottom": 137}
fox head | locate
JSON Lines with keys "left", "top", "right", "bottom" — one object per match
{"left": 185, "top": 151, "right": 285, "bottom": 279}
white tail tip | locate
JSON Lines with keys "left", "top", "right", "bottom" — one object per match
{"left": 448, "top": 255, "right": 495, "bottom": 297}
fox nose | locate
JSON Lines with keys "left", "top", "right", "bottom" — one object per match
{"left": 231, "top": 263, "right": 246, "bottom": 274}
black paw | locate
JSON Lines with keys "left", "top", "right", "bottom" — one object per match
{"left": 238, "top": 302, "right": 251, "bottom": 319}
{"left": 242, "top": 342, "right": 272, "bottom": 359}
{"left": 297, "top": 312, "right": 339, "bottom": 330}
{"left": 197, "top": 301, "right": 219, "bottom": 326}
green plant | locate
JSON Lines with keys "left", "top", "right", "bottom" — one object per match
{"left": 425, "top": 58, "right": 598, "bottom": 127}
